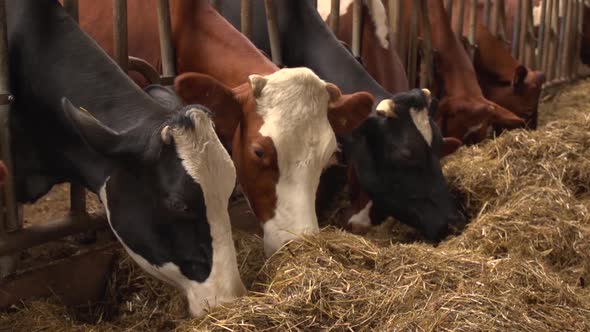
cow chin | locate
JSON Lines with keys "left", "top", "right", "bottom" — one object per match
{"left": 185, "top": 278, "right": 247, "bottom": 317}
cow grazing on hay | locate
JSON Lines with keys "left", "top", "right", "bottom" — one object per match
{"left": 7, "top": 0, "right": 250, "bottom": 317}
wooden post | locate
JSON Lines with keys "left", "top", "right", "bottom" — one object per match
{"left": 407, "top": 0, "right": 419, "bottom": 87}
{"left": 389, "top": 0, "right": 406, "bottom": 68}
{"left": 157, "top": 0, "right": 176, "bottom": 79}
{"left": 574, "top": 0, "right": 584, "bottom": 77}
{"left": 445, "top": 0, "right": 453, "bottom": 22}
{"left": 329, "top": 0, "right": 340, "bottom": 33}
{"left": 483, "top": 0, "right": 491, "bottom": 28}
{"left": 419, "top": 0, "right": 433, "bottom": 88}
{"left": 455, "top": 0, "right": 466, "bottom": 38}
{"left": 467, "top": 0, "right": 477, "bottom": 60}
{"left": 113, "top": 0, "right": 128, "bottom": 71}
{"left": 546, "top": 0, "right": 560, "bottom": 79}
{"left": 351, "top": 0, "right": 362, "bottom": 58}
{"left": 241, "top": 0, "right": 252, "bottom": 39}
{"left": 556, "top": 0, "right": 570, "bottom": 79}
{"left": 565, "top": 0, "right": 575, "bottom": 78}
{"left": 512, "top": 0, "right": 522, "bottom": 58}
{"left": 0, "top": 0, "right": 20, "bottom": 277}
{"left": 264, "top": 0, "right": 283, "bottom": 66}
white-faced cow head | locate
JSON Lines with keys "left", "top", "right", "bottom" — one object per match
{"left": 175, "top": 68, "right": 373, "bottom": 256}
{"left": 60, "top": 88, "right": 246, "bottom": 317}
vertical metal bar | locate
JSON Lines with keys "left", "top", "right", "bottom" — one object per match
{"left": 113, "top": 0, "right": 128, "bottom": 71}
{"left": 390, "top": 0, "right": 406, "bottom": 68}
{"left": 556, "top": 0, "right": 570, "bottom": 78}
{"left": 264, "top": 0, "right": 283, "bottom": 66}
{"left": 157, "top": 0, "right": 176, "bottom": 78}
{"left": 537, "top": 0, "right": 549, "bottom": 68}
{"left": 0, "top": 0, "right": 20, "bottom": 277}
{"left": 351, "top": 0, "right": 362, "bottom": 58}
{"left": 455, "top": 0, "right": 466, "bottom": 38}
{"left": 63, "top": 0, "right": 79, "bottom": 22}
{"left": 445, "top": 0, "right": 453, "bottom": 22}
{"left": 512, "top": 0, "right": 522, "bottom": 58}
{"left": 497, "top": 0, "right": 507, "bottom": 40}
{"left": 574, "top": 0, "right": 583, "bottom": 77}
{"left": 519, "top": 0, "right": 529, "bottom": 62}
{"left": 407, "top": 0, "right": 419, "bottom": 87}
{"left": 547, "top": 0, "right": 560, "bottom": 79}
{"left": 329, "top": 0, "right": 341, "bottom": 33}
{"left": 241, "top": 0, "right": 252, "bottom": 39}
{"left": 467, "top": 0, "right": 477, "bottom": 60}
{"left": 491, "top": 0, "right": 500, "bottom": 36}
{"left": 524, "top": 0, "right": 536, "bottom": 68}
{"left": 542, "top": 0, "right": 554, "bottom": 73}
{"left": 63, "top": 0, "right": 87, "bottom": 219}
{"left": 483, "top": 0, "right": 491, "bottom": 28}
{"left": 419, "top": 0, "right": 433, "bottom": 88}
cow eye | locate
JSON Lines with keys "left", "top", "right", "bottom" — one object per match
{"left": 167, "top": 198, "right": 189, "bottom": 212}
{"left": 254, "top": 147, "right": 264, "bottom": 158}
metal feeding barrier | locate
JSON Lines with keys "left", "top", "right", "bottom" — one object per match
{"left": 0, "top": 0, "right": 177, "bottom": 279}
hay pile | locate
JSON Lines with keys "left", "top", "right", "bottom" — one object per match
{"left": 2, "top": 80, "right": 590, "bottom": 331}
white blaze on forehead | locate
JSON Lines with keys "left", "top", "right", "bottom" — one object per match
{"left": 317, "top": 0, "right": 389, "bottom": 49}
{"left": 348, "top": 201, "right": 373, "bottom": 228}
{"left": 255, "top": 68, "right": 335, "bottom": 256}
{"left": 101, "top": 109, "right": 245, "bottom": 318}
{"left": 410, "top": 107, "right": 433, "bottom": 147}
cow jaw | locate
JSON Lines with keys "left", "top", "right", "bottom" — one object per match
{"left": 254, "top": 68, "right": 337, "bottom": 256}
{"left": 101, "top": 108, "right": 245, "bottom": 317}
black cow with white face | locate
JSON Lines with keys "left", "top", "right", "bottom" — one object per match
{"left": 7, "top": 0, "right": 245, "bottom": 316}
{"left": 216, "top": 0, "right": 462, "bottom": 241}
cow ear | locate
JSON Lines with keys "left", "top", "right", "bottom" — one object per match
{"left": 144, "top": 84, "right": 183, "bottom": 110}
{"left": 440, "top": 137, "right": 462, "bottom": 157}
{"left": 249, "top": 74, "right": 267, "bottom": 98}
{"left": 326, "top": 83, "right": 373, "bottom": 135}
{"left": 175, "top": 72, "right": 242, "bottom": 150}
{"left": 512, "top": 65, "right": 528, "bottom": 89}
{"left": 61, "top": 97, "right": 126, "bottom": 156}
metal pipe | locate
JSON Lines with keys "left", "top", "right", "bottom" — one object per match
{"left": 0, "top": 0, "right": 18, "bottom": 234}
{"left": 0, "top": 214, "right": 108, "bottom": 257}
{"left": 512, "top": 0, "right": 522, "bottom": 58}
{"left": 113, "top": 0, "right": 128, "bottom": 71}
{"left": 491, "top": 0, "right": 500, "bottom": 36}
{"left": 407, "top": 0, "right": 419, "bottom": 87}
{"left": 455, "top": 0, "right": 466, "bottom": 38}
{"left": 556, "top": 0, "right": 570, "bottom": 78}
{"left": 546, "top": 0, "right": 560, "bottom": 79}
{"left": 329, "top": 0, "right": 340, "bottom": 33}
{"left": 419, "top": 0, "right": 433, "bottom": 88}
{"left": 537, "top": 0, "right": 549, "bottom": 68}
{"left": 445, "top": 0, "right": 453, "bottom": 21}
{"left": 467, "top": 0, "right": 477, "bottom": 60}
{"left": 157, "top": 0, "right": 176, "bottom": 79}
{"left": 483, "top": 0, "right": 491, "bottom": 28}
{"left": 522, "top": 0, "right": 534, "bottom": 67}
{"left": 542, "top": 0, "right": 554, "bottom": 72}
{"left": 497, "top": 0, "right": 507, "bottom": 40}
{"left": 574, "top": 0, "right": 584, "bottom": 77}
{"left": 351, "top": 0, "right": 362, "bottom": 58}
{"left": 264, "top": 0, "right": 283, "bottom": 66}
{"left": 519, "top": 0, "right": 530, "bottom": 63}
{"left": 63, "top": 0, "right": 79, "bottom": 22}
{"left": 241, "top": 0, "right": 252, "bottom": 39}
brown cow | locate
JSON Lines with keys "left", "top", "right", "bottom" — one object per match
{"left": 318, "top": 0, "right": 525, "bottom": 144}
{"left": 0, "top": 161, "right": 7, "bottom": 186}
{"left": 76, "top": 0, "right": 373, "bottom": 256}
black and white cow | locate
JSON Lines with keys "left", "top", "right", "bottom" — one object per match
{"left": 7, "top": 0, "right": 245, "bottom": 316}
{"left": 216, "top": 0, "right": 463, "bottom": 241}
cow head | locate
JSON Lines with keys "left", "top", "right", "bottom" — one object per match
{"left": 436, "top": 95, "right": 525, "bottom": 144}
{"left": 175, "top": 68, "right": 373, "bottom": 256}
{"left": 60, "top": 92, "right": 245, "bottom": 317}
{"left": 344, "top": 89, "right": 461, "bottom": 241}
{"left": 483, "top": 65, "right": 546, "bottom": 129}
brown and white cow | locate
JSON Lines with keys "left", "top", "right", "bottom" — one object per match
{"left": 75, "top": 0, "right": 373, "bottom": 256}
{"left": 318, "top": 0, "right": 527, "bottom": 142}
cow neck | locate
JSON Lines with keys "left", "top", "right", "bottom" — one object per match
{"left": 286, "top": 0, "right": 392, "bottom": 105}
{"left": 474, "top": 24, "right": 520, "bottom": 82}
{"left": 8, "top": 0, "right": 169, "bottom": 193}
{"left": 426, "top": 0, "right": 483, "bottom": 97}
{"left": 172, "top": 0, "right": 277, "bottom": 87}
